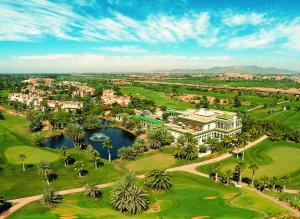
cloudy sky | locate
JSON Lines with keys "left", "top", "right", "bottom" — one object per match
{"left": 1, "top": 0, "right": 300, "bottom": 73}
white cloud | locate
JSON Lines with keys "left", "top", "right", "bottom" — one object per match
{"left": 97, "top": 46, "right": 147, "bottom": 53}
{"left": 223, "top": 12, "right": 265, "bottom": 26}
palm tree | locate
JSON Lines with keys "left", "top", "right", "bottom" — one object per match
{"left": 41, "top": 187, "right": 63, "bottom": 208}
{"left": 270, "top": 176, "right": 279, "bottom": 191}
{"left": 85, "top": 182, "right": 102, "bottom": 199}
{"left": 145, "top": 169, "right": 172, "bottom": 190}
{"left": 111, "top": 172, "right": 149, "bottom": 214}
{"left": 74, "top": 161, "right": 84, "bottom": 177}
{"left": 103, "top": 138, "right": 113, "bottom": 163}
{"left": 223, "top": 169, "right": 232, "bottom": 185}
{"left": 236, "top": 162, "right": 246, "bottom": 184}
{"left": 65, "top": 124, "right": 86, "bottom": 149}
{"left": 37, "top": 161, "right": 52, "bottom": 185}
{"left": 183, "top": 143, "right": 198, "bottom": 160}
{"left": 212, "top": 163, "right": 221, "bottom": 182}
{"left": 60, "top": 146, "right": 71, "bottom": 166}
{"left": 249, "top": 162, "right": 259, "bottom": 187}
{"left": 90, "top": 150, "right": 101, "bottom": 169}
{"left": 280, "top": 175, "right": 290, "bottom": 193}
{"left": 19, "top": 153, "right": 26, "bottom": 172}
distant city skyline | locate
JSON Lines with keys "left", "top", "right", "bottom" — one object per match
{"left": 1, "top": 0, "right": 300, "bottom": 73}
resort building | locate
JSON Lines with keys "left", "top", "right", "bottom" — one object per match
{"left": 71, "top": 84, "right": 96, "bottom": 97}
{"left": 101, "top": 89, "right": 130, "bottom": 107}
{"left": 165, "top": 108, "right": 242, "bottom": 144}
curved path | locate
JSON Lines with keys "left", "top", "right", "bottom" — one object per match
{"left": 2, "top": 135, "right": 299, "bottom": 218}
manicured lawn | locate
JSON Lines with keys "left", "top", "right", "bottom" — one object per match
{"left": 198, "top": 140, "right": 300, "bottom": 189}
{"left": 5, "top": 146, "right": 59, "bottom": 164}
{"left": 122, "top": 86, "right": 194, "bottom": 110}
{"left": 8, "top": 172, "right": 287, "bottom": 219}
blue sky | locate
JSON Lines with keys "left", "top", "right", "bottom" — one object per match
{"left": 1, "top": 0, "right": 300, "bottom": 73}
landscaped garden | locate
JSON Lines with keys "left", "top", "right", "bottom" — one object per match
{"left": 197, "top": 140, "right": 300, "bottom": 190}
{"left": 8, "top": 172, "right": 287, "bottom": 219}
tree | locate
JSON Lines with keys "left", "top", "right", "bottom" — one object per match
{"left": 0, "top": 111, "right": 4, "bottom": 120}
{"left": 199, "top": 96, "right": 209, "bottom": 108}
{"left": 41, "top": 187, "right": 63, "bottom": 208}
{"left": 249, "top": 162, "right": 259, "bottom": 187}
{"left": 19, "top": 153, "right": 26, "bottom": 172}
{"left": 74, "top": 161, "right": 84, "bottom": 177}
{"left": 85, "top": 182, "right": 102, "bottom": 199}
{"left": 145, "top": 169, "right": 172, "bottom": 190}
{"left": 60, "top": 146, "right": 71, "bottom": 166}
{"left": 280, "top": 175, "right": 290, "bottom": 193}
{"left": 117, "top": 147, "right": 137, "bottom": 160}
{"left": 233, "top": 95, "right": 241, "bottom": 108}
{"left": 65, "top": 124, "right": 86, "bottom": 149}
{"left": 212, "top": 163, "right": 221, "bottom": 182}
{"left": 33, "top": 132, "right": 45, "bottom": 147}
{"left": 111, "top": 172, "right": 149, "bottom": 214}
{"left": 37, "top": 161, "right": 52, "bottom": 185}
{"left": 235, "top": 162, "right": 246, "bottom": 184}
{"left": 0, "top": 197, "right": 12, "bottom": 214}
{"left": 28, "top": 119, "right": 43, "bottom": 132}
{"left": 90, "top": 150, "right": 101, "bottom": 169}
{"left": 103, "top": 138, "right": 113, "bottom": 163}
{"left": 223, "top": 170, "right": 232, "bottom": 185}
{"left": 270, "top": 176, "right": 279, "bottom": 191}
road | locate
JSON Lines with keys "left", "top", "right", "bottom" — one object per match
{"left": 2, "top": 135, "right": 299, "bottom": 218}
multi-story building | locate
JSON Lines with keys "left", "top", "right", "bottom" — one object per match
{"left": 165, "top": 108, "right": 242, "bottom": 144}
{"left": 101, "top": 89, "right": 130, "bottom": 107}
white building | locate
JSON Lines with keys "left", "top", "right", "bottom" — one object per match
{"left": 165, "top": 108, "right": 242, "bottom": 144}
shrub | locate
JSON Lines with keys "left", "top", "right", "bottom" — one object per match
{"left": 33, "top": 132, "right": 45, "bottom": 147}
{"left": 199, "top": 145, "right": 208, "bottom": 153}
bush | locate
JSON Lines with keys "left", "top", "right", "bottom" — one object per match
{"left": 0, "top": 111, "right": 4, "bottom": 120}
{"left": 0, "top": 197, "right": 12, "bottom": 214}
{"left": 28, "top": 119, "right": 43, "bottom": 132}
{"left": 33, "top": 132, "right": 45, "bottom": 147}
{"left": 118, "top": 147, "right": 137, "bottom": 160}
{"left": 199, "top": 145, "right": 208, "bottom": 153}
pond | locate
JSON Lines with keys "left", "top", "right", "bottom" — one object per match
{"left": 45, "top": 126, "right": 136, "bottom": 160}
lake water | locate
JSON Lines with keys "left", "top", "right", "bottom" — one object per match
{"left": 45, "top": 127, "right": 136, "bottom": 160}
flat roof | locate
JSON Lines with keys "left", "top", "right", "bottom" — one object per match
{"left": 133, "top": 115, "right": 163, "bottom": 125}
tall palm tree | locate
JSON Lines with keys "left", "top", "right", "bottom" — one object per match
{"left": 74, "top": 161, "right": 84, "bottom": 177}
{"left": 60, "top": 146, "right": 71, "bottom": 166}
{"left": 270, "top": 176, "right": 279, "bottom": 191}
{"left": 236, "top": 162, "right": 246, "bottom": 184}
{"left": 65, "top": 124, "right": 86, "bottom": 149}
{"left": 19, "top": 153, "right": 26, "bottom": 172}
{"left": 37, "top": 161, "right": 52, "bottom": 185}
{"left": 85, "top": 182, "right": 101, "bottom": 199}
{"left": 41, "top": 187, "right": 63, "bottom": 208}
{"left": 103, "top": 138, "right": 113, "bottom": 163}
{"left": 183, "top": 143, "right": 198, "bottom": 160}
{"left": 212, "top": 163, "right": 222, "bottom": 182}
{"left": 280, "top": 175, "right": 290, "bottom": 193}
{"left": 145, "top": 169, "right": 172, "bottom": 190}
{"left": 90, "top": 150, "right": 101, "bottom": 169}
{"left": 249, "top": 162, "right": 259, "bottom": 187}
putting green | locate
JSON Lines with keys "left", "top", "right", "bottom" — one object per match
{"left": 5, "top": 146, "right": 60, "bottom": 164}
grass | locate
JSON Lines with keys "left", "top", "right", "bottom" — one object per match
{"left": 122, "top": 86, "right": 194, "bottom": 110}
{"left": 198, "top": 140, "right": 300, "bottom": 190}
{"left": 5, "top": 146, "right": 59, "bottom": 164}
{"left": 8, "top": 172, "right": 287, "bottom": 219}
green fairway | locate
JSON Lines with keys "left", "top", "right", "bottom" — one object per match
{"left": 122, "top": 86, "right": 194, "bottom": 110}
{"left": 5, "top": 146, "right": 59, "bottom": 164}
{"left": 8, "top": 172, "right": 286, "bottom": 219}
{"left": 198, "top": 140, "right": 300, "bottom": 189}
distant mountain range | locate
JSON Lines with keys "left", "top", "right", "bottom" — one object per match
{"left": 154, "top": 65, "right": 299, "bottom": 74}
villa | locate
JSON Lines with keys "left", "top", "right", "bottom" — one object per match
{"left": 165, "top": 108, "right": 242, "bottom": 144}
{"left": 102, "top": 89, "right": 130, "bottom": 106}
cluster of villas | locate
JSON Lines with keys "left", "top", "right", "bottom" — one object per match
{"left": 118, "top": 108, "right": 242, "bottom": 145}
{"left": 8, "top": 78, "right": 130, "bottom": 111}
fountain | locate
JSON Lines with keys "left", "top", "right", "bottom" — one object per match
{"left": 90, "top": 133, "right": 110, "bottom": 141}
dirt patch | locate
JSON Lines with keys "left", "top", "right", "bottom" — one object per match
{"left": 204, "top": 196, "right": 217, "bottom": 200}
{"left": 176, "top": 95, "right": 227, "bottom": 104}
{"left": 257, "top": 109, "right": 269, "bottom": 113}
{"left": 60, "top": 214, "right": 77, "bottom": 219}
{"left": 147, "top": 201, "right": 161, "bottom": 213}
{"left": 192, "top": 216, "right": 209, "bottom": 219}
{"left": 223, "top": 193, "right": 238, "bottom": 199}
